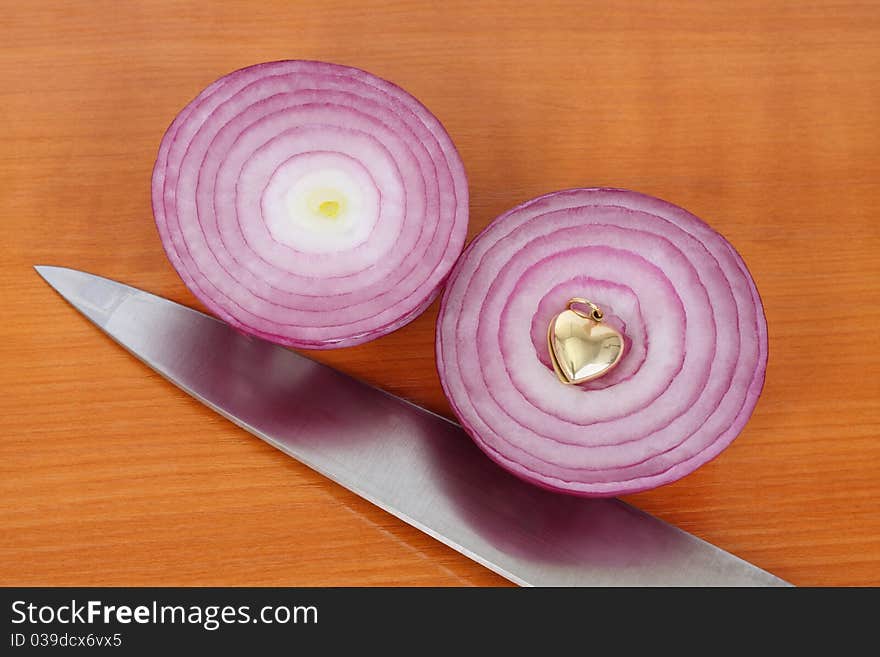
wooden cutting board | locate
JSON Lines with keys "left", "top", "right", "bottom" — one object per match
{"left": 2, "top": 0, "right": 878, "bottom": 586}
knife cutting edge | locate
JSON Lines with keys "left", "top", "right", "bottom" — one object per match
{"left": 34, "top": 265, "right": 789, "bottom": 586}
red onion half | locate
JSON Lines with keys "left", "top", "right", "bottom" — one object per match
{"left": 437, "top": 189, "right": 767, "bottom": 497}
{"left": 152, "top": 61, "right": 467, "bottom": 348}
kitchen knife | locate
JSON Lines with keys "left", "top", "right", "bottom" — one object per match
{"left": 35, "top": 265, "right": 788, "bottom": 586}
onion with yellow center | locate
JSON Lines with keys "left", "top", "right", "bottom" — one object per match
{"left": 152, "top": 60, "right": 468, "bottom": 349}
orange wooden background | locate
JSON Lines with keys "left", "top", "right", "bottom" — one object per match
{"left": 2, "top": 1, "right": 878, "bottom": 586}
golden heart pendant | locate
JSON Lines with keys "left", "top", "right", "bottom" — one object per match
{"left": 547, "top": 298, "right": 625, "bottom": 385}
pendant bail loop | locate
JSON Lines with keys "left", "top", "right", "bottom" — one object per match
{"left": 567, "top": 298, "right": 604, "bottom": 322}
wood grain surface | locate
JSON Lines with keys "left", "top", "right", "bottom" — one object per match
{"left": 2, "top": 0, "right": 878, "bottom": 586}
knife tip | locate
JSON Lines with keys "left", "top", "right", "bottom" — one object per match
{"left": 34, "top": 264, "right": 65, "bottom": 277}
{"left": 33, "top": 265, "right": 74, "bottom": 292}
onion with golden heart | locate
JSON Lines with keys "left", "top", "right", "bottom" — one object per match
{"left": 436, "top": 188, "right": 768, "bottom": 497}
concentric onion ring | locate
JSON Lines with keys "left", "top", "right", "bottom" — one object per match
{"left": 152, "top": 60, "right": 468, "bottom": 348}
{"left": 436, "top": 189, "right": 767, "bottom": 497}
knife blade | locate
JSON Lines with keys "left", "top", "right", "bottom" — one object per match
{"left": 35, "top": 265, "right": 788, "bottom": 586}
